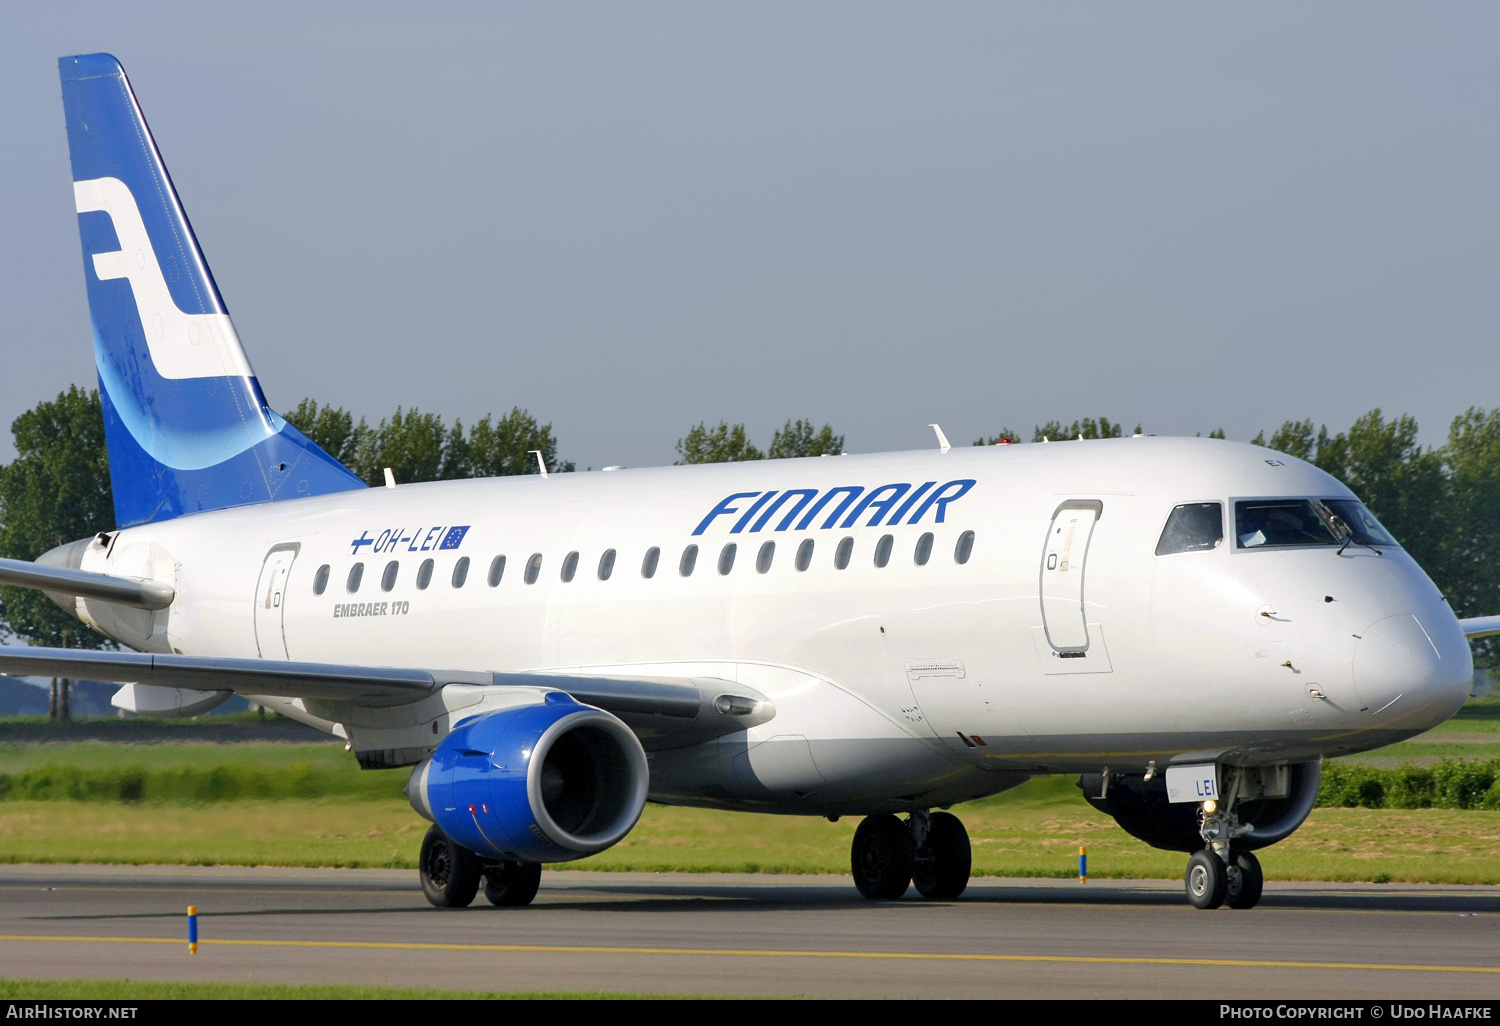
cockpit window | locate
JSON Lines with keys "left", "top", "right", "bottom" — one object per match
{"left": 1156, "top": 503, "right": 1224, "bottom": 555}
{"left": 1235, "top": 500, "right": 1338, "bottom": 548}
{"left": 1320, "top": 499, "right": 1398, "bottom": 547}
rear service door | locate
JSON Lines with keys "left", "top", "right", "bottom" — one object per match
{"left": 254, "top": 544, "right": 299, "bottom": 659}
{"left": 1040, "top": 500, "right": 1102, "bottom": 654}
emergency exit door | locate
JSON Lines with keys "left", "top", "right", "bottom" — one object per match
{"left": 1040, "top": 500, "right": 1101, "bottom": 654}
{"left": 254, "top": 544, "right": 299, "bottom": 659}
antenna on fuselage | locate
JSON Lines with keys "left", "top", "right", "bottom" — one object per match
{"left": 530, "top": 450, "right": 549, "bottom": 479}
{"left": 383, "top": 468, "right": 396, "bottom": 489}
{"left": 929, "top": 424, "right": 951, "bottom": 455}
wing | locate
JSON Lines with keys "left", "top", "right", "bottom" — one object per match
{"left": 1459, "top": 615, "right": 1500, "bottom": 640}
{"left": 0, "top": 645, "right": 772, "bottom": 747}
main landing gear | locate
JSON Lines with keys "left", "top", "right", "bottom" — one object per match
{"left": 851, "top": 810, "right": 972, "bottom": 900}
{"left": 1184, "top": 772, "right": 1266, "bottom": 910}
{"left": 418, "top": 825, "right": 542, "bottom": 909}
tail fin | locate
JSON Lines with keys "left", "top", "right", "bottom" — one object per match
{"left": 58, "top": 54, "right": 365, "bottom": 528}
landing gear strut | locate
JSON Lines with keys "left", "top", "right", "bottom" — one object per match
{"left": 1183, "top": 769, "right": 1266, "bottom": 910}
{"left": 852, "top": 811, "right": 971, "bottom": 900}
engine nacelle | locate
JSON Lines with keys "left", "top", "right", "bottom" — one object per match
{"left": 406, "top": 692, "right": 648, "bottom": 864}
{"left": 1077, "top": 761, "right": 1322, "bottom": 853}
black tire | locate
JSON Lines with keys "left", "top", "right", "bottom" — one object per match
{"left": 912, "top": 812, "right": 971, "bottom": 900}
{"left": 1185, "top": 849, "right": 1228, "bottom": 910}
{"left": 419, "top": 824, "right": 482, "bottom": 908}
{"left": 483, "top": 861, "right": 543, "bottom": 907}
{"left": 851, "top": 813, "right": 914, "bottom": 900}
{"left": 1225, "top": 850, "right": 1264, "bottom": 910}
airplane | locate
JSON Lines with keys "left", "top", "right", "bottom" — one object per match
{"left": 2, "top": 53, "right": 1496, "bottom": 911}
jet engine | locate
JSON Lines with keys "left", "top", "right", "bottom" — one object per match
{"left": 406, "top": 692, "right": 649, "bottom": 864}
{"left": 1077, "top": 761, "right": 1322, "bottom": 852}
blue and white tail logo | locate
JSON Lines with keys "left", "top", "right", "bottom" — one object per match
{"left": 60, "top": 54, "right": 364, "bottom": 527}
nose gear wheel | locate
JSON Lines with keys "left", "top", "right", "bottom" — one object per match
{"left": 1185, "top": 849, "right": 1227, "bottom": 909}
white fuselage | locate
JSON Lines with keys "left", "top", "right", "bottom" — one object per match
{"left": 72, "top": 437, "right": 1472, "bottom": 815}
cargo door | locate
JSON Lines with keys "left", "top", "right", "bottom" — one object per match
{"left": 1040, "top": 500, "right": 1102, "bottom": 655}
{"left": 253, "top": 544, "right": 299, "bottom": 659}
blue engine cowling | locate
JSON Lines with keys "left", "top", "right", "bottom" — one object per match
{"left": 406, "top": 692, "right": 649, "bottom": 863}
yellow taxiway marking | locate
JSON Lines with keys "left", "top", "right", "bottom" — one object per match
{"left": 0, "top": 934, "right": 1496, "bottom": 975}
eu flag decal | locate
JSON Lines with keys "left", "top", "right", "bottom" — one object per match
{"left": 439, "top": 526, "right": 470, "bottom": 550}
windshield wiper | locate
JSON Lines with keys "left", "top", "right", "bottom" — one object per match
{"left": 1313, "top": 501, "right": 1382, "bottom": 557}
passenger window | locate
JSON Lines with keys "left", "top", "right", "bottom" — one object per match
{"left": 954, "top": 530, "right": 975, "bottom": 564}
{"left": 487, "top": 555, "right": 506, "bottom": 587}
{"left": 416, "top": 558, "right": 434, "bottom": 590}
{"left": 914, "top": 533, "right": 933, "bottom": 566}
{"left": 313, "top": 564, "right": 330, "bottom": 595}
{"left": 598, "top": 549, "right": 616, "bottom": 581}
{"left": 561, "top": 551, "right": 580, "bottom": 583}
{"left": 679, "top": 544, "right": 698, "bottom": 577}
{"left": 452, "top": 556, "right": 470, "bottom": 588}
{"left": 525, "top": 553, "right": 543, "bottom": 584}
{"left": 756, "top": 541, "right": 775, "bottom": 574}
{"left": 642, "top": 546, "right": 660, "bottom": 579}
{"left": 834, "top": 537, "right": 853, "bottom": 570}
{"left": 718, "top": 543, "right": 737, "bottom": 575}
{"left": 346, "top": 562, "right": 364, "bottom": 593}
{"left": 795, "top": 539, "right": 814, "bottom": 572}
{"left": 381, "top": 560, "right": 399, "bottom": 592}
{"left": 874, "top": 534, "right": 893, "bottom": 568}
{"left": 1156, "top": 503, "right": 1225, "bottom": 556}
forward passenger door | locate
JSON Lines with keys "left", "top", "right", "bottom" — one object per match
{"left": 1040, "top": 500, "right": 1102, "bottom": 655}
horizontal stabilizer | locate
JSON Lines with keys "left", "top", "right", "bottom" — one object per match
{"left": 1460, "top": 616, "right": 1500, "bottom": 640}
{"left": 0, "top": 556, "right": 174, "bottom": 610}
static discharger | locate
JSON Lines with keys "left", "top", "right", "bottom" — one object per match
{"left": 1079, "top": 846, "right": 1087, "bottom": 883}
{"left": 187, "top": 905, "right": 198, "bottom": 955}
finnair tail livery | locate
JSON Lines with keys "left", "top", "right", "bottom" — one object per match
{"left": 4, "top": 54, "right": 1495, "bottom": 910}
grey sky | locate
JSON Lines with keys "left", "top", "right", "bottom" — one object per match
{"left": 2, "top": 3, "right": 1496, "bottom": 470}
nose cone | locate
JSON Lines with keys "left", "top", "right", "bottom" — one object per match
{"left": 1353, "top": 614, "right": 1472, "bottom": 725}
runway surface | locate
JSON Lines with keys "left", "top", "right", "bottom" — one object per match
{"left": 2, "top": 864, "right": 1498, "bottom": 998}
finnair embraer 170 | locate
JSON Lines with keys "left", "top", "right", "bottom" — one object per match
{"left": 4, "top": 54, "right": 1496, "bottom": 911}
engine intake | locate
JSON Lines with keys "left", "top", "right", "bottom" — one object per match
{"left": 1077, "top": 760, "right": 1321, "bottom": 853}
{"left": 407, "top": 692, "right": 648, "bottom": 863}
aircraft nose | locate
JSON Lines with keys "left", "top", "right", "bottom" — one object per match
{"left": 1352, "top": 613, "right": 1472, "bottom": 723}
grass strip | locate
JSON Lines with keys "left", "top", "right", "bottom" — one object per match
{"left": 0, "top": 762, "right": 404, "bottom": 802}
{"left": 0, "top": 978, "right": 684, "bottom": 1000}
{"left": 3, "top": 778, "right": 1499, "bottom": 883}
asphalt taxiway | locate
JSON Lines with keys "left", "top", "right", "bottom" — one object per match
{"left": 2, "top": 865, "right": 1497, "bottom": 998}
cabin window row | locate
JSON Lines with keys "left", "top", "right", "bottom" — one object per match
{"left": 311, "top": 530, "right": 975, "bottom": 595}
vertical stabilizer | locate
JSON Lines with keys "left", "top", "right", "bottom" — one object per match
{"left": 59, "top": 54, "right": 365, "bottom": 527}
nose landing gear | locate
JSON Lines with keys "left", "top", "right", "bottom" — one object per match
{"left": 851, "top": 810, "right": 972, "bottom": 900}
{"left": 1184, "top": 770, "right": 1267, "bottom": 910}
